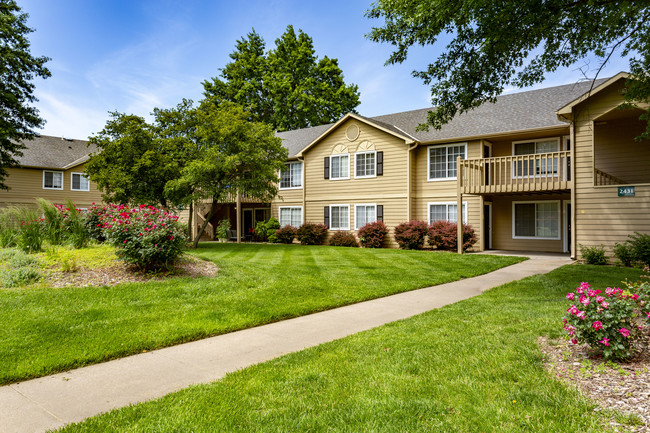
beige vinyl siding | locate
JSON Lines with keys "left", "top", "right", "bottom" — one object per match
{"left": 593, "top": 117, "right": 650, "bottom": 184}
{"left": 572, "top": 79, "right": 650, "bottom": 258}
{"left": 490, "top": 194, "right": 569, "bottom": 252}
{"left": 0, "top": 165, "right": 103, "bottom": 209}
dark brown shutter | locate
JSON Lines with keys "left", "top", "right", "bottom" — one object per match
{"left": 377, "top": 151, "right": 383, "bottom": 176}
{"left": 324, "top": 157, "right": 330, "bottom": 179}
{"left": 377, "top": 205, "right": 383, "bottom": 222}
{"left": 324, "top": 206, "right": 330, "bottom": 228}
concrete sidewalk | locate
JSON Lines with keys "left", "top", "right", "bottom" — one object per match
{"left": 0, "top": 254, "right": 571, "bottom": 433}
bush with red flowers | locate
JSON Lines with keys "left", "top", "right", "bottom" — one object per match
{"left": 100, "top": 204, "right": 186, "bottom": 270}
{"left": 358, "top": 221, "right": 388, "bottom": 248}
{"left": 427, "top": 220, "right": 477, "bottom": 252}
{"left": 393, "top": 220, "right": 428, "bottom": 250}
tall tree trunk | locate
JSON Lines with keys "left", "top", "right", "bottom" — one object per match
{"left": 187, "top": 202, "right": 193, "bottom": 243}
{"left": 193, "top": 199, "right": 217, "bottom": 249}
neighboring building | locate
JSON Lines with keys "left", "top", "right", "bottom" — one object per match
{"left": 260, "top": 72, "right": 647, "bottom": 258}
{"left": 0, "top": 135, "right": 102, "bottom": 209}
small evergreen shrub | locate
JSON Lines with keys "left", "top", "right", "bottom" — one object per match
{"left": 101, "top": 204, "right": 187, "bottom": 270}
{"left": 393, "top": 220, "right": 428, "bottom": 250}
{"left": 274, "top": 225, "right": 297, "bottom": 244}
{"left": 358, "top": 221, "right": 388, "bottom": 248}
{"left": 427, "top": 220, "right": 477, "bottom": 252}
{"left": 254, "top": 217, "right": 280, "bottom": 242}
{"left": 328, "top": 231, "right": 358, "bottom": 247}
{"left": 580, "top": 244, "right": 608, "bottom": 265}
{"left": 296, "top": 223, "right": 328, "bottom": 245}
{"left": 614, "top": 242, "right": 635, "bottom": 267}
{"left": 628, "top": 232, "right": 650, "bottom": 265}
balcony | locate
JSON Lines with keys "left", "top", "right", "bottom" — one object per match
{"left": 458, "top": 151, "right": 572, "bottom": 194}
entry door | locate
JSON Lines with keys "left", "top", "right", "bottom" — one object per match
{"left": 564, "top": 202, "right": 572, "bottom": 254}
{"left": 243, "top": 209, "right": 254, "bottom": 238}
{"left": 483, "top": 144, "right": 491, "bottom": 185}
{"left": 483, "top": 202, "right": 492, "bottom": 250}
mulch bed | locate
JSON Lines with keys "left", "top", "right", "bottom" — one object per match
{"left": 46, "top": 255, "right": 219, "bottom": 288}
{"left": 540, "top": 332, "right": 650, "bottom": 432}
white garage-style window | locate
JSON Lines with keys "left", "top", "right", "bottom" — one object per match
{"left": 427, "top": 202, "right": 468, "bottom": 224}
{"left": 427, "top": 143, "right": 467, "bottom": 181}
{"left": 328, "top": 205, "right": 349, "bottom": 230}
{"left": 278, "top": 206, "right": 303, "bottom": 227}
{"left": 71, "top": 172, "right": 90, "bottom": 191}
{"left": 43, "top": 170, "right": 63, "bottom": 190}
{"left": 512, "top": 201, "right": 560, "bottom": 240}
{"left": 330, "top": 154, "right": 350, "bottom": 180}
{"left": 355, "top": 151, "right": 376, "bottom": 178}
{"left": 279, "top": 161, "right": 302, "bottom": 189}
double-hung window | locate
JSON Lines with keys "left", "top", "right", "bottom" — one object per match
{"left": 428, "top": 144, "right": 466, "bottom": 181}
{"left": 329, "top": 205, "right": 350, "bottom": 230}
{"left": 355, "top": 204, "right": 377, "bottom": 230}
{"left": 513, "top": 138, "right": 560, "bottom": 178}
{"left": 278, "top": 206, "right": 302, "bottom": 227}
{"left": 330, "top": 154, "right": 349, "bottom": 180}
{"left": 355, "top": 151, "right": 376, "bottom": 178}
{"left": 43, "top": 170, "right": 63, "bottom": 190}
{"left": 71, "top": 172, "right": 90, "bottom": 191}
{"left": 512, "top": 201, "right": 560, "bottom": 240}
{"left": 427, "top": 202, "right": 467, "bottom": 224}
{"left": 280, "top": 161, "right": 302, "bottom": 189}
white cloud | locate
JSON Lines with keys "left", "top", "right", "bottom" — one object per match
{"left": 34, "top": 91, "right": 109, "bottom": 139}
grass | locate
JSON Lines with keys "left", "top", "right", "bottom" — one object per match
{"left": 0, "top": 242, "right": 521, "bottom": 384}
{"left": 56, "top": 264, "right": 643, "bottom": 433}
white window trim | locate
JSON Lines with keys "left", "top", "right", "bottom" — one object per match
{"left": 427, "top": 143, "right": 467, "bottom": 182}
{"left": 329, "top": 204, "right": 350, "bottom": 230}
{"left": 43, "top": 170, "right": 64, "bottom": 190}
{"left": 278, "top": 206, "right": 303, "bottom": 227}
{"left": 511, "top": 200, "right": 561, "bottom": 240}
{"left": 330, "top": 153, "right": 350, "bottom": 181}
{"left": 511, "top": 137, "right": 562, "bottom": 179}
{"left": 354, "top": 203, "right": 377, "bottom": 230}
{"left": 70, "top": 172, "right": 90, "bottom": 191}
{"left": 354, "top": 151, "right": 377, "bottom": 179}
{"left": 426, "top": 201, "right": 468, "bottom": 224}
{"left": 279, "top": 161, "right": 303, "bottom": 190}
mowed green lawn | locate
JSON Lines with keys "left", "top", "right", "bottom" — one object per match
{"left": 0, "top": 243, "right": 522, "bottom": 384}
{"left": 57, "top": 265, "right": 643, "bottom": 433}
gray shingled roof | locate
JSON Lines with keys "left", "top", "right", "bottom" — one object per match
{"left": 277, "top": 79, "right": 607, "bottom": 156}
{"left": 16, "top": 135, "right": 97, "bottom": 169}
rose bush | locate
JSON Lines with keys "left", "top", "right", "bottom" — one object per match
{"left": 100, "top": 204, "right": 186, "bottom": 270}
{"left": 563, "top": 281, "right": 647, "bottom": 359}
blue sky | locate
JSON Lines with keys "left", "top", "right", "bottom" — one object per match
{"left": 21, "top": 0, "right": 630, "bottom": 139}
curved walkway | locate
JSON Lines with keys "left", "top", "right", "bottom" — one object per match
{"left": 0, "top": 254, "right": 571, "bottom": 433}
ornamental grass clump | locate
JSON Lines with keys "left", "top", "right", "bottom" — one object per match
{"left": 100, "top": 204, "right": 186, "bottom": 270}
{"left": 393, "top": 220, "right": 428, "bottom": 250}
{"left": 563, "top": 281, "right": 648, "bottom": 360}
{"left": 358, "top": 221, "right": 388, "bottom": 248}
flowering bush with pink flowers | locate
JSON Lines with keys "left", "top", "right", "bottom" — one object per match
{"left": 99, "top": 204, "right": 186, "bottom": 270}
{"left": 563, "top": 281, "right": 647, "bottom": 359}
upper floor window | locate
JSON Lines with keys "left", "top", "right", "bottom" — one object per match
{"left": 512, "top": 138, "right": 560, "bottom": 177}
{"left": 355, "top": 151, "right": 376, "bottom": 178}
{"left": 43, "top": 170, "right": 63, "bottom": 190}
{"left": 330, "top": 154, "right": 350, "bottom": 180}
{"left": 280, "top": 161, "right": 302, "bottom": 189}
{"left": 428, "top": 143, "right": 467, "bottom": 181}
{"left": 71, "top": 172, "right": 90, "bottom": 191}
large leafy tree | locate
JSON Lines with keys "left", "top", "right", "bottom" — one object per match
{"left": 366, "top": 0, "right": 650, "bottom": 137}
{"left": 203, "top": 25, "right": 361, "bottom": 131}
{"left": 165, "top": 100, "right": 288, "bottom": 247}
{"left": 0, "top": 0, "right": 50, "bottom": 189}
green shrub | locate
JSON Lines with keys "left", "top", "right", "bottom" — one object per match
{"left": 328, "top": 231, "right": 358, "bottom": 247}
{"left": 296, "top": 223, "right": 328, "bottom": 245}
{"left": 84, "top": 203, "right": 108, "bottom": 242}
{"left": 37, "top": 198, "right": 66, "bottom": 245}
{"left": 15, "top": 207, "right": 43, "bottom": 253}
{"left": 358, "top": 221, "right": 388, "bottom": 248}
{"left": 628, "top": 232, "right": 650, "bottom": 265}
{"left": 580, "top": 244, "right": 608, "bottom": 265}
{"left": 393, "top": 220, "right": 428, "bottom": 250}
{"left": 254, "top": 217, "right": 280, "bottom": 242}
{"left": 62, "top": 199, "right": 90, "bottom": 249}
{"left": 614, "top": 242, "right": 635, "bottom": 267}
{"left": 427, "top": 220, "right": 477, "bottom": 252}
{"left": 216, "top": 219, "right": 230, "bottom": 240}
{"left": 273, "top": 226, "right": 297, "bottom": 244}
{"left": 101, "top": 204, "right": 187, "bottom": 270}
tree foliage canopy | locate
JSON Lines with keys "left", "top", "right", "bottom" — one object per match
{"left": 366, "top": 0, "right": 650, "bottom": 136}
{"left": 0, "top": 0, "right": 50, "bottom": 189}
{"left": 203, "top": 25, "right": 361, "bottom": 131}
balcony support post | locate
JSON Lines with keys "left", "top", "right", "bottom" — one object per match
{"left": 457, "top": 156, "right": 464, "bottom": 255}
